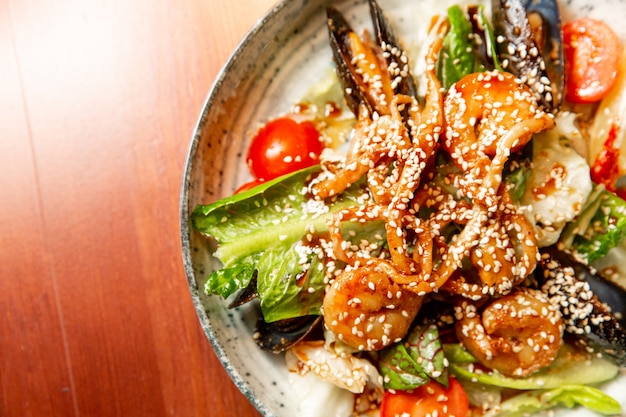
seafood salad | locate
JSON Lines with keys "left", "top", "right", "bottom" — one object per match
{"left": 189, "top": 0, "right": 626, "bottom": 415}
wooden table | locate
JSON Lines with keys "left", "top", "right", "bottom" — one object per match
{"left": 1, "top": 0, "right": 276, "bottom": 415}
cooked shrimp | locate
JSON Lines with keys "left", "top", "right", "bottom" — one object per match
{"left": 443, "top": 71, "right": 554, "bottom": 208}
{"left": 441, "top": 191, "right": 539, "bottom": 299}
{"left": 322, "top": 263, "right": 424, "bottom": 351}
{"left": 454, "top": 288, "right": 563, "bottom": 377}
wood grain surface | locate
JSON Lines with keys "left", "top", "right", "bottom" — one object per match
{"left": 1, "top": 0, "right": 277, "bottom": 415}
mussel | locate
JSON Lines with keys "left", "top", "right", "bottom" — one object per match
{"left": 491, "top": 0, "right": 564, "bottom": 111}
{"left": 254, "top": 315, "right": 322, "bottom": 354}
{"left": 228, "top": 275, "right": 322, "bottom": 353}
{"left": 368, "top": 0, "right": 418, "bottom": 100}
{"left": 537, "top": 246, "right": 626, "bottom": 366}
{"left": 327, "top": 0, "right": 417, "bottom": 117}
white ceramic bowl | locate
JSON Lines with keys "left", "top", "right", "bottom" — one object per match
{"left": 180, "top": 0, "right": 626, "bottom": 415}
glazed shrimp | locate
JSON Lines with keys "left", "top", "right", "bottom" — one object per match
{"left": 441, "top": 191, "right": 539, "bottom": 299}
{"left": 454, "top": 288, "right": 563, "bottom": 377}
{"left": 443, "top": 71, "right": 554, "bottom": 208}
{"left": 322, "top": 263, "right": 424, "bottom": 351}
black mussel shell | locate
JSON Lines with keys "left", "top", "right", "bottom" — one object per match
{"left": 327, "top": 0, "right": 418, "bottom": 117}
{"left": 327, "top": 5, "right": 373, "bottom": 117}
{"left": 492, "top": 0, "right": 563, "bottom": 111}
{"left": 538, "top": 247, "right": 626, "bottom": 366}
{"left": 368, "top": 0, "right": 418, "bottom": 99}
{"left": 254, "top": 315, "right": 322, "bottom": 354}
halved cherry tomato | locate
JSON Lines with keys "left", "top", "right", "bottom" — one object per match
{"left": 563, "top": 17, "right": 622, "bottom": 103}
{"left": 590, "top": 122, "right": 621, "bottom": 192}
{"left": 380, "top": 378, "right": 469, "bottom": 417}
{"left": 234, "top": 178, "right": 265, "bottom": 194}
{"left": 246, "top": 116, "right": 324, "bottom": 181}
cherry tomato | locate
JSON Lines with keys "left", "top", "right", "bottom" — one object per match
{"left": 563, "top": 17, "right": 622, "bottom": 103}
{"left": 246, "top": 117, "right": 323, "bottom": 181}
{"left": 380, "top": 378, "right": 469, "bottom": 417}
{"left": 590, "top": 122, "right": 621, "bottom": 192}
{"left": 234, "top": 178, "right": 265, "bottom": 194}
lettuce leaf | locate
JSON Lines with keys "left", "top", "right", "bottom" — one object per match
{"left": 438, "top": 5, "right": 501, "bottom": 90}
{"left": 485, "top": 385, "right": 622, "bottom": 417}
{"left": 450, "top": 344, "right": 619, "bottom": 390}
{"left": 442, "top": 343, "right": 477, "bottom": 364}
{"left": 191, "top": 166, "right": 374, "bottom": 322}
{"left": 570, "top": 187, "right": 626, "bottom": 262}
{"left": 439, "top": 5, "right": 478, "bottom": 90}
{"left": 379, "top": 323, "right": 447, "bottom": 390}
{"left": 560, "top": 183, "right": 626, "bottom": 262}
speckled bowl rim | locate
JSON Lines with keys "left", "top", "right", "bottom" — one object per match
{"left": 179, "top": 2, "right": 290, "bottom": 415}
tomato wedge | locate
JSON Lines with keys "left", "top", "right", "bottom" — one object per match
{"left": 380, "top": 378, "right": 469, "bottom": 417}
{"left": 246, "top": 116, "right": 324, "bottom": 181}
{"left": 563, "top": 17, "right": 622, "bottom": 103}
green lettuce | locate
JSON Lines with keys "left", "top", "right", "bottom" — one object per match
{"left": 191, "top": 167, "right": 375, "bottom": 322}
{"left": 438, "top": 5, "right": 501, "bottom": 90}
{"left": 379, "top": 323, "right": 447, "bottom": 390}
{"left": 439, "top": 5, "right": 478, "bottom": 90}
{"left": 450, "top": 344, "right": 619, "bottom": 390}
{"left": 568, "top": 186, "right": 626, "bottom": 262}
{"left": 446, "top": 344, "right": 621, "bottom": 415}
{"left": 484, "top": 385, "right": 622, "bottom": 417}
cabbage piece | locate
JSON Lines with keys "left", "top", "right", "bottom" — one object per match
{"left": 459, "top": 379, "right": 502, "bottom": 414}
{"left": 287, "top": 370, "right": 355, "bottom": 417}
{"left": 520, "top": 114, "right": 593, "bottom": 247}
{"left": 568, "top": 185, "right": 626, "bottom": 262}
{"left": 299, "top": 68, "right": 355, "bottom": 149}
{"left": 285, "top": 340, "right": 382, "bottom": 394}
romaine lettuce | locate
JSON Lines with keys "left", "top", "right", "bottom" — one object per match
{"left": 450, "top": 343, "right": 619, "bottom": 390}
{"left": 484, "top": 385, "right": 622, "bottom": 417}
{"left": 191, "top": 167, "right": 375, "bottom": 322}
{"left": 438, "top": 5, "right": 500, "bottom": 90}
